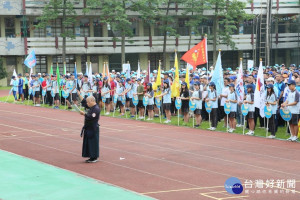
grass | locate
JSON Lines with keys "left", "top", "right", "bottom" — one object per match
{"left": 0, "top": 95, "right": 298, "bottom": 142}
{"left": 0, "top": 86, "right": 11, "bottom": 90}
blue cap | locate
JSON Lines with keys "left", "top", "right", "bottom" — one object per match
{"left": 209, "top": 82, "right": 215, "bottom": 86}
{"left": 194, "top": 81, "right": 201, "bottom": 85}
{"left": 181, "top": 82, "right": 187, "bottom": 86}
{"left": 283, "top": 71, "right": 289, "bottom": 74}
{"left": 18, "top": 73, "right": 22, "bottom": 76}
{"left": 95, "top": 78, "right": 100, "bottom": 82}
{"left": 137, "top": 78, "right": 141, "bottom": 82}
{"left": 84, "top": 75, "right": 88, "bottom": 77}
{"left": 287, "top": 80, "right": 296, "bottom": 85}
{"left": 229, "top": 83, "right": 235, "bottom": 88}
{"left": 193, "top": 76, "right": 200, "bottom": 80}
{"left": 11, "top": 76, "right": 15, "bottom": 79}
{"left": 147, "top": 83, "right": 152, "bottom": 86}
{"left": 294, "top": 70, "right": 299, "bottom": 74}
{"left": 246, "top": 84, "right": 253, "bottom": 89}
{"left": 254, "top": 75, "right": 257, "bottom": 79}
{"left": 163, "top": 80, "right": 169, "bottom": 84}
{"left": 266, "top": 84, "right": 273, "bottom": 89}
{"left": 103, "top": 77, "right": 108, "bottom": 81}
{"left": 268, "top": 71, "right": 273, "bottom": 75}
{"left": 126, "top": 78, "right": 131, "bottom": 82}
{"left": 65, "top": 75, "right": 70, "bottom": 79}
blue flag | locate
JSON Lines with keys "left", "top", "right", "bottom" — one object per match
{"left": 74, "top": 63, "right": 78, "bottom": 79}
{"left": 24, "top": 50, "right": 36, "bottom": 68}
{"left": 210, "top": 51, "right": 224, "bottom": 96}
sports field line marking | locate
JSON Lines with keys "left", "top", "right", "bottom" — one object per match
{"left": 142, "top": 186, "right": 224, "bottom": 194}
{"left": 12, "top": 138, "right": 201, "bottom": 188}
{"left": 200, "top": 191, "right": 249, "bottom": 200}
{"left": 0, "top": 133, "right": 77, "bottom": 141}
{"left": 0, "top": 123, "right": 53, "bottom": 136}
{"left": 2, "top": 109, "right": 299, "bottom": 167}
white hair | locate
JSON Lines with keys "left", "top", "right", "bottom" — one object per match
{"left": 86, "top": 96, "right": 96, "bottom": 103}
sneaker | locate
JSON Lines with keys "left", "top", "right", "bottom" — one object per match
{"left": 236, "top": 124, "right": 242, "bottom": 127}
{"left": 228, "top": 128, "right": 233, "bottom": 133}
{"left": 130, "top": 115, "right": 135, "bottom": 118}
{"left": 287, "top": 136, "right": 293, "bottom": 141}
{"left": 146, "top": 118, "right": 152, "bottom": 121}
{"left": 36, "top": 104, "right": 41, "bottom": 107}
{"left": 291, "top": 136, "right": 298, "bottom": 142}
{"left": 210, "top": 127, "right": 216, "bottom": 131}
{"left": 85, "top": 158, "right": 92, "bottom": 163}
{"left": 207, "top": 127, "right": 213, "bottom": 130}
{"left": 267, "top": 135, "right": 275, "bottom": 139}
{"left": 194, "top": 125, "right": 200, "bottom": 128}
{"left": 164, "top": 120, "right": 170, "bottom": 124}
{"left": 105, "top": 112, "right": 110, "bottom": 115}
{"left": 139, "top": 116, "right": 144, "bottom": 119}
{"left": 154, "top": 114, "right": 159, "bottom": 117}
{"left": 249, "top": 131, "right": 254, "bottom": 135}
{"left": 87, "top": 158, "right": 98, "bottom": 163}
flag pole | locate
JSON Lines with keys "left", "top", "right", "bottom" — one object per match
{"left": 205, "top": 34, "right": 209, "bottom": 82}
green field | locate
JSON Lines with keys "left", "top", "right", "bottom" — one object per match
{"left": 0, "top": 95, "right": 298, "bottom": 142}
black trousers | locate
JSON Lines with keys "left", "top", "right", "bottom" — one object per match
{"left": 24, "top": 84, "right": 29, "bottom": 100}
{"left": 211, "top": 108, "right": 218, "bottom": 128}
{"left": 46, "top": 91, "right": 53, "bottom": 105}
{"left": 277, "top": 100, "right": 285, "bottom": 127}
{"left": 254, "top": 107, "right": 265, "bottom": 128}
{"left": 268, "top": 114, "right": 276, "bottom": 136}
{"left": 201, "top": 101, "right": 209, "bottom": 121}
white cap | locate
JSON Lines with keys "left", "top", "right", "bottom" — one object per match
{"left": 267, "top": 77, "right": 275, "bottom": 82}
{"left": 38, "top": 73, "right": 41, "bottom": 75}
{"left": 112, "top": 70, "right": 115, "bottom": 72}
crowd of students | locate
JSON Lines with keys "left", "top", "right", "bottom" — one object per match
{"left": 9, "top": 63, "right": 300, "bottom": 142}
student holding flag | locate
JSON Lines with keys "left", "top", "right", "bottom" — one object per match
{"left": 226, "top": 83, "right": 238, "bottom": 133}
{"left": 101, "top": 77, "right": 111, "bottom": 115}
{"left": 265, "top": 84, "right": 277, "bottom": 138}
{"left": 178, "top": 82, "right": 190, "bottom": 125}
{"left": 12, "top": 76, "right": 18, "bottom": 102}
{"left": 281, "top": 80, "right": 299, "bottom": 142}
{"left": 52, "top": 75, "right": 60, "bottom": 109}
{"left": 206, "top": 82, "right": 218, "bottom": 130}
{"left": 156, "top": 80, "right": 172, "bottom": 123}
{"left": 32, "top": 75, "right": 41, "bottom": 106}
{"left": 144, "top": 83, "right": 154, "bottom": 120}
{"left": 244, "top": 85, "right": 255, "bottom": 135}
{"left": 190, "top": 81, "right": 203, "bottom": 127}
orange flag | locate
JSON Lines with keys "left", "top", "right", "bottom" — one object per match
{"left": 106, "top": 62, "right": 111, "bottom": 82}
{"left": 181, "top": 38, "right": 207, "bottom": 70}
{"left": 102, "top": 62, "right": 106, "bottom": 77}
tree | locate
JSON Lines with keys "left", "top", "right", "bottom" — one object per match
{"left": 35, "top": 0, "right": 77, "bottom": 63}
{"left": 207, "top": 0, "right": 252, "bottom": 63}
{"left": 182, "top": 0, "right": 207, "bottom": 50}
{"left": 0, "top": 58, "right": 7, "bottom": 80}
{"left": 86, "top": 0, "right": 135, "bottom": 65}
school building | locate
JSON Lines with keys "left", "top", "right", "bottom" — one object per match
{"left": 0, "top": 0, "right": 299, "bottom": 86}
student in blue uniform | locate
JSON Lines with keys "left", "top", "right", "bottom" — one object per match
{"left": 226, "top": 83, "right": 238, "bottom": 133}
{"left": 206, "top": 82, "right": 218, "bottom": 130}
{"left": 156, "top": 80, "right": 172, "bottom": 123}
{"left": 17, "top": 73, "right": 24, "bottom": 102}
{"left": 12, "top": 76, "right": 18, "bottom": 101}
{"left": 144, "top": 83, "right": 154, "bottom": 120}
{"left": 244, "top": 85, "right": 255, "bottom": 135}
{"left": 265, "top": 84, "right": 277, "bottom": 138}
{"left": 281, "top": 80, "right": 299, "bottom": 142}
{"left": 190, "top": 81, "right": 202, "bottom": 127}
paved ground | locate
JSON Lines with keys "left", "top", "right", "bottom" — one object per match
{"left": 0, "top": 102, "right": 300, "bottom": 200}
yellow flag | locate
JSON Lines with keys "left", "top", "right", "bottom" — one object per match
{"left": 171, "top": 52, "right": 180, "bottom": 97}
{"left": 155, "top": 61, "right": 162, "bottom": 98}
{"left": 185, "top": 64, "right": 190, "bottom": 89}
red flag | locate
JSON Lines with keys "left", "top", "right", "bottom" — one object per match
{"left": 144, "top": 61, "right": 151, "bottom": 84}
{"left": 181, "top": 38, "right": 207, "bottom": 70}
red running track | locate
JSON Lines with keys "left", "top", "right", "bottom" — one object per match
{"left": 0, "top": 102, "right": 300, "bottom": 200}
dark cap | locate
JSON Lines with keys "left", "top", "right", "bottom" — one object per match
{"left": 84, "top": 75, "right": 88, "bottom": 78}
{"left": 137, "top": 78, "right": 141, "bottom": 82}
{"left": 126, "top": 78, "right": 131, "bottom": 82}
{"left": 229, "top": 83, "right": 235, "bottom": 88}
{"left": 18, "top": 73, "right": 22, "bottom": 76}
{"left": 287, "top": 80, "right": 296, "bottom": 85}
{"left": 147, "top": 83, "right": 152, "bottom": 86}
{"left": 181, "top": 82, "right": 187, "bottom": 86}
{"left": 194, "top": 81, "right": 201, "bottom": 86}
{"left": 266, "top": 84, "right": 274, "bottom": 89}
{"left": 209, "top": 82, "right": 215, "bottom": 86}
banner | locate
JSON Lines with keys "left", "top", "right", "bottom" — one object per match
{"left": 210, "top": 51, "right": 224, "bottom": 96}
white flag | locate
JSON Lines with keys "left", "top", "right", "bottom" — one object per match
{"left": 137, "top": 62, "right": 141, "bottom": 79}
{"left": 254, "top": 60, "right": 265, "bottom": 117}
{"left": 235, "top": 60, "right": 244, "bottom": 103}
{"left": 10, "top": 69, "right": 18, "bottom": 85}
{"left": 88, "top": 62, "right": 93, "bottom": 86}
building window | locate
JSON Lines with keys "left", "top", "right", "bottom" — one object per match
{"left": 35, "top": 56, "right": 47, "bottom": 73}
{"left": 81, "top": 55, "right": 87, "bottom": 74}
{"left": 80, "top": 18, "right": 90, "bottom": 37}
{"left": 33, "top": 18, "right": 46, "bottom": 37}
{"left": 52, "top": 55, "right": 75, "bottom": 74}
{"left": 148, "top": 53, "right": 163, "bottom": 70}
{"left": 6, "top": 57, "right": 17, "bottom": 66}
{"left": 5, "top": 17, "right": 15, "bottom": 37}
{"left": 20, "top": 19, "right": 30, "bottom": 38}
{"left": 51, "top": 19, "right": 62, "bottom": 37}
{"left": 93, "top": 18, "right": 103, "bottom": 37}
